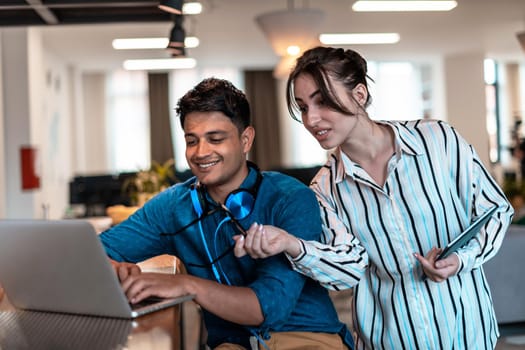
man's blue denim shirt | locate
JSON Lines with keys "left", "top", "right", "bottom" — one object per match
{"left": 100, "top": 166, "right": 353, "bottom": 349}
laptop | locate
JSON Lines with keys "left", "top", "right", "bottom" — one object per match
{"left": 0, "top": 219, "right": 193, "bottom": 318}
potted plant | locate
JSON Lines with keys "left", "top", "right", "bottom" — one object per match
{"left": 123, "top": 158, "right": 177, "bottom": 206}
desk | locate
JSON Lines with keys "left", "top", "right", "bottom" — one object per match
{"left": 0, "top": 294, "right": 190, "bottom": 350}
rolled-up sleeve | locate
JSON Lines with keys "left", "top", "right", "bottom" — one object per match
{"left": 289, "top": 183, "right": 369, "bottom": 290}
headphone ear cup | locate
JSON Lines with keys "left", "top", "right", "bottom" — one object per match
{"left": 190, "top": 185, "right": 204, "bottom": 217}
{"left": 224, "top": 190, "right": 255, "bottom": 220}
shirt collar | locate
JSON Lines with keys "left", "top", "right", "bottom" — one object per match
{"left": 332, "top": 121, "right": 425, "bottom": 184}
{"left": 381, "top": 120, "right": 425, "bottom": 157}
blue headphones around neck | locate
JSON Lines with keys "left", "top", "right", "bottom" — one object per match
{"left": 190, "top": 161, "right": 262, "bottom": 220}
{"left": 189, "top": 161, "right": 270, "bottom": 350}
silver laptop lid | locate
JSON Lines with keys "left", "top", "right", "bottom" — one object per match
{"left": 0, "top": 219, "right": 191, "bottom": 318}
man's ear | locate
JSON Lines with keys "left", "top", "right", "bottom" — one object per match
{"left": 352, "top": 83, "right": 368, "bottom": 107}
{"left": 241, "top": 126, "right": 255, "bottom": 154}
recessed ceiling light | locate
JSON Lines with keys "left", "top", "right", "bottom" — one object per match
{"left": 287, "top": 45, "right": 301, "bottom": 56}
{"left": 320, "top": 33, "right": 400, "bottom": 45}
{"left": 183, "top": 2, "right": 203, "bottom": 15}
{"left": 123, "top": 58, "right": 197, "bottom": 70}
{"left": 352, "top": 1, "right": 457, "bottom": 12}
{"left": 184, "top": 36, "right": 200, "bottom": 48}
{"left": 112, "top": 37, "right": 199, "bottom": 50}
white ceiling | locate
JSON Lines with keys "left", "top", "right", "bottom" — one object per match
{"left": 36, "top": 0, "right": 525, "bottom": 72}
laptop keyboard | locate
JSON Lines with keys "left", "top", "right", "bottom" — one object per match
{"left": 130, "top": 296, "right": 166, "bottom": 311}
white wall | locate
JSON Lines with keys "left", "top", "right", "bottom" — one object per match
{"left": 28, "top": 27, "right": 46, "bottom": 218}
{"left": 82, "top": 73, "right": 108, "bottom": 174}
{"left": 431, "top": 58, "right": 446, "bottom": 121}
{"left": 1, "top": 28, "right": 35, "bottom": 218}
{"left": 444, "top": 51, "right": 490, "bottom": 167}
{"left": 69, "top": 66, "right": 86, "bottom": 174}
{"left": 0, "top": 27, "right": 77, "bottom": 219}
{"left": 36, "top": 48, "right": 75, "bottom": 219}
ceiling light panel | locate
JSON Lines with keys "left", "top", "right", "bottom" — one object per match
{"left": 352, "top": 1, "right": 457, "bottom": 12}
{"left": 112, "top": 38, "right": 169, "bottom": 50}
{"left": 320, "top": 33, "right": 400, "bottom": 45}
{"left": 123, "top": 58, "right": 197, "bottom": 70}
{"left": 113, "top": 37, "right": 199, "bottom": 50}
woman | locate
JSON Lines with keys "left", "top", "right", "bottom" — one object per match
{"left": 234, "top": 46, "right": 513, "bottom": 349}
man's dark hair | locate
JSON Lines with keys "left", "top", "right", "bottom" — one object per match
{"left": 176, "top": 77, "right": 251, "bottom": 133}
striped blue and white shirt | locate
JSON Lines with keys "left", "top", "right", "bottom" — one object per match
{"left": 290, "top": 119, "right": 513, "bottom": 349}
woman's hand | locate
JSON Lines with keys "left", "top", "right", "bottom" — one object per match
{"left": 233, "top": 223, "right": 302, "bottom": 259}
{"left": 414, "top": 248, "right": 460, "bottom": 282}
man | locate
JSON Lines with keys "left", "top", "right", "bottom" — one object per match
{"left": 100, "top": 78, "right": 353, "bottom": 349}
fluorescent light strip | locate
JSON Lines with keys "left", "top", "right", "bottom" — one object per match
{"left": 158, "top": 1, "right": 202, "bottom": 15}
{"left": 352, "top": 1, "right": 457, "bottom": 12}
{"left": 123, "top": 58, "right": 197, "bottom": 70}
{"left": 113, "top": 37, "right": 199, "bottom": 50}
{"left": 183, "top": 2, "right": 203, "bottom": 15}
{"left": 320, "top": 33, "right": 400, "bottom": 45}
{"left": 112, "top": 38, "right": 169, "bottom": 50}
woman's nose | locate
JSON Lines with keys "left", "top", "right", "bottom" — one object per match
{"left": 303, "top": 110, "right": 321, "bottom": 128}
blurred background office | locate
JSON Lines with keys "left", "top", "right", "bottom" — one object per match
{"left": 2, "top": 0, "right": 525, "bottom": 221}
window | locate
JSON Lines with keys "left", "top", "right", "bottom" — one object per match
{"left": 106, "top": 70, "right": 150, "bottom": 172}
{"left": 484, "top": 59, "right": 500, "bottom": 164}
{"left": 105, "top": 62, "right": 432, "bottom": 172}
{"left": 367, "top": 62, "right": 425, "bottom": 121}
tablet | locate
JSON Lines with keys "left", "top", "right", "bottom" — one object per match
{"left": 437, "top": 206, "right": 498, "bottom": 260}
